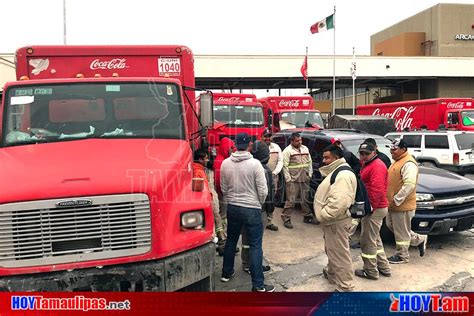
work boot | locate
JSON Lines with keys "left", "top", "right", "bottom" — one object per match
{"left": 418, "top": 236, "right": 428, "bottom": 257}
{"left": 388, "top": 255, "right": 409, "bottom": 264}
{"left": 303, "top": 216, "right": 319, "bottom": 225}
{"left": 378, "top": 268, "right": 392, "bottom": 277}
{"left": 354, "top": 269, "right": 378, "bottom": 280}
{"left": 283, "top": 220, "right": 293, "bottom": 229}
{"left": 266, "top": 224, "right": 279, "bottom": 231}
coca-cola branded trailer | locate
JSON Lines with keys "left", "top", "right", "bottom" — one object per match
{"left": 258, "top": 96, "right": 324, "bottom": 133}
{"left": 0, "top": 46, "right": 215, "bottom": 291}
{"left": 356, "top": 98, "right": 474, "bottom": 131}
{"left": 198, "top": 92, "right": 265, "bottom": 157}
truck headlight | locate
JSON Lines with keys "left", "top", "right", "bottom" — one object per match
{"left": 416, "top": 194, "right": 435, "bottom": 210}
{"left": 181, "top": 210, "right": 204, "bottom": 229}
{"left": 416, "top": 194, "right": 434, "bottom": 202}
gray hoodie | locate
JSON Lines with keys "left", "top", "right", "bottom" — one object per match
{"left": 220, "top": 151, "right": 268, "bottom": 209}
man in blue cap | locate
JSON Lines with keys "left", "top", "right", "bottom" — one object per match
{"left": 220, "top": 133, "right": 274, "bottom": 292}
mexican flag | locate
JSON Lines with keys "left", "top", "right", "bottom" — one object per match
{"left": 310, "top": 14, "right": 334, "bottom": 34}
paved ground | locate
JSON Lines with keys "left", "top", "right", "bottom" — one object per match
{"left": 215, "top": 173, "right": 474, "bottom": 292}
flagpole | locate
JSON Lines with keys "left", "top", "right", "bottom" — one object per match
{"left": 352, "top": 46, "right": 355, "bottom": 115}
{"left": 305, "top": 46, "right": 309, "bottom": 94}
{"left": 332, "top": 5, "right": 336, "bottom": 116}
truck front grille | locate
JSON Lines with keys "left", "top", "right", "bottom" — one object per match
{"left": 0, "top": 194, "right": 151, "bottom": 268}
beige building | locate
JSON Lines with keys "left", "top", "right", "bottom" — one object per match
{"left": 371, "top": 3, "right": 474, "bottom": 57}
{"left": 370, "top": 3, "right": 474, "bottom": 100}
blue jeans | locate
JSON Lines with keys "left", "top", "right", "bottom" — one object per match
{"left": 222, "top": 204, "right": 264, "bottom": 288}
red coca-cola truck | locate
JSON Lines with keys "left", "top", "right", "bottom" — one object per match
{"left": 0, "top": 45, "right": 216, "bottom": 291}
{"left": 356, "top": 98, "right": 474, "bottom": 131}
{"left": 198, "top": 92, "right": 265, "bottom": 157}
{"left": 257, "top": 96, "right": 324, "bottom": 133}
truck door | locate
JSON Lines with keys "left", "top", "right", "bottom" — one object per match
{"left": 446, "top": 111, "right": 460, "bottom": 130}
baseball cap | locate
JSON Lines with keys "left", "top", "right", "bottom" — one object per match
{"left": 235, "top": 132, "right": 251, "bottom": 150}
{"left": 390, "top": 138, "right": 407, "bottom": 150}
{"left": 359, "top": 142, "right": 376, "bottom": 154}
{"left": 331, "top": 137, "right": 341, "bottom": 145}
{"left": 262, "top": 129, "right": 272, "bottom": 137}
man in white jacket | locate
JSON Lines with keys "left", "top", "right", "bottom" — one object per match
{"left": 220, "top": 133, "right": 274, "bottom": 292}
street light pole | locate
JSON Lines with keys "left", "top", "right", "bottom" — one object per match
{"left": 63, "top": 0, "right": 67, "bottom": 45}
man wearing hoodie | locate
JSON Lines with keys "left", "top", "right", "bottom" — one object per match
{"left": 220, "top": 133, "right": 274, "bottom": 292}
{"left": 214, "top": 137, "right": 236, "bottom": 232}
{"left": 314, "top": 144, "right": 357, "bottom": 292}
{"left": 241, "top": 140, "right": 273, "bottom": 275}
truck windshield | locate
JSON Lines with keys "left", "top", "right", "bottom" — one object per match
{"left": 4, "top": 83, "right": 185, "bottom": 146}
{"left": 461, "top": 111, "right": 474, "bottom": 126}
{"left": 280, "top": 111, "right": 324, "bottom": 128}
{"left": 213, "top": 105, "right": 264, "bottom": 127}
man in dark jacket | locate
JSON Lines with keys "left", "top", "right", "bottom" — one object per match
{"left": 364, "top": 138, "right": 391, "bottom": 169}
{"left": 241, "top": 141, "right": 273, "bottom": 275}
{"left": 331, "top": 138, "right": 361, "bottom": 175}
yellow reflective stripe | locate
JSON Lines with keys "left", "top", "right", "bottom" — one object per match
{"left": 287, "top": 163, "right": 310, "bottom": 168}
{"left": 376, "top": 249, "right": 385, "bottom": 254}
{"left": 216, "top": 227, "right": 223, "bottom": 232}
{"left": 361, "top": 253, "right": 377, "bottom": 259}
{"left": 242, "top": 245, "right": 250, "bottom": 249}
{"left": 396, "top": 240, "right": 410, "bottom": 246}
{"left": 351, "top": 219, "right": 360, "bottom": 225}
{"left": 404, "top": 180, "right": 417, "bottom": 185}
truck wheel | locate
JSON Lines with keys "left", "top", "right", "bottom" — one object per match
{"left": 181, "top": 276, "right": 213, "bottom": 292}
{"left": 419, "top": 161, "right": 437, "bottom": 168}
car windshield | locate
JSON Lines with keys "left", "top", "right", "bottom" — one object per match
{"left": 341, "top": 137, "right": 393, "bottom": 161}
{"left": 213, "top": 105, "right": 264, "bottom": 127}
{"left": 280, "top": 111, "right": 324, "bottom": 128}
{"left": 4, "top": 82, "right": 184, "bottom": 146}
{"left": 455, "top": 133, "right": 474, "bottom": 150}
{"left": 461, "top": 111, "right": 474, "bottom": 126}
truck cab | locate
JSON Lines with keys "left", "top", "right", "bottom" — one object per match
{"left": 200, "top": 92, "right": 265, "bottom": 157}
{"left": 0, "top": 46, "right": 215, "bottom": 291}
{"left": 258, "top": 96, "right": 324, "bottom": 133}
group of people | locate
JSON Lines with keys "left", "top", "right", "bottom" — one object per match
{"left": 193, "top": 129, "right": 428, "bottom": 292}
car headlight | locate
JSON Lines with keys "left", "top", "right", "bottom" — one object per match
{"left": 181, "top": 210, "right": 204, "bottom": 229}
{"left": 416, "top": 193, "right": 434, "bottom": 202}
{"left": 416, "top": 194, "right": 435, "bottom": 210}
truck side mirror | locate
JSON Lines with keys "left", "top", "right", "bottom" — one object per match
{"left": 267, "top": 109, "right": 273, "bottom": 129}
{"left": 199, "top": 92, "right": 214, "bottom": 128}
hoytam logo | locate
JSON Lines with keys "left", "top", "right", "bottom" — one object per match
{"left": 390, "top": 293, "right": 469, "bottom": 313}
{"left": 279, "top": 100, "right": 300, "bottom": 107}
{"left": 372, "top": 106, "right": 415, "bottom": 131}
{"left": 90, "top": 58, "right": 128, "bottom": 70}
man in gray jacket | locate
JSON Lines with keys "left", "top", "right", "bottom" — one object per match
{"left": 220, "top": 133, "right": 274, "bottom": 292}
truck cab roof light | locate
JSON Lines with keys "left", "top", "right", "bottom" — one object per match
{"left": 19, "top": 76, "right": 29, "bottom": 81}
{"left": 175, "top": 47, "right": 182, "bottom": 53}
{"left": 94, "top": 74, "right": 101, "bottom": 78}
{"left": 112, "top": 73, "right": 119, "bottom": 77}
{"left": 26, "top": 48, "right": 34, "bottom": 54}
{"left": 76, "top": 73, "right": 85, "bottom": 78}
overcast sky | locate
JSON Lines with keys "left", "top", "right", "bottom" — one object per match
{"left": 2, "top": 0, "right": 474, "bottom": 56}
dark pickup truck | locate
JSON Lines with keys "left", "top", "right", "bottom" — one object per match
{"left": 273, "top": 129, "right": 474, "bottom": 235}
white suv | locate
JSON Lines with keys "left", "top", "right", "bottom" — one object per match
{"left": 385, "top": 130, "right": 474, "bottom": 175}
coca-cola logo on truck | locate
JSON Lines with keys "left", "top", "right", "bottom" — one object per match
{"left": 446, "top": 101, "right": 465, "bottom": 109}
{"left": 279, "top": 100, "right": 300, "bottom": 107}
{"left": 372, "top": 106, "right": 416, "bottom": 130}
{"left": 90, "top": 58, "right": 128, "bottom": 70}
{"left": 217, "top": 97, "right": 243, "bottom": 102}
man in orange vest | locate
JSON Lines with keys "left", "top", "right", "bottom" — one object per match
{"left": 386, "top": 138, "right": 428, "bottom": 264}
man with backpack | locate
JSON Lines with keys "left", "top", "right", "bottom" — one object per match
{"left": 314, "top": 144, "right": 357, "bottom": 292}
{"left": 355, "top": 142, "right": 392, "bottom": 280}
